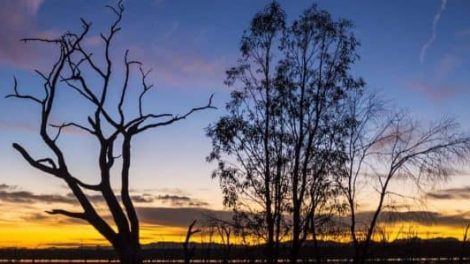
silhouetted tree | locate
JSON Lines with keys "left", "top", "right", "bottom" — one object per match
{"left": 339, "top": 89, "right": 470, "bottom": 264}
{"left": 337, "top": 89, "right": 389, "bottom": 262}
{"left": 215, "top": 220, "right": 233, "bottom": 264}
{"left": 459, "top": 224, "right": 470, "bottom": 264}
{"left": 6, "top": 2, "right": 213, "bottom": 264}
{"left": 184, "top": 220, "right": 201, "bottom": 264}
{"left": 207, "top": 2, "right": 287, "bottom": 264}
{"left": 209, "top": 3, "right": 363, "bottom": 263}
{"left": 275, "top": 5, "right": 363, "bottom": 262}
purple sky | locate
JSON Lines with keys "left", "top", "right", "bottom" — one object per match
{"left": 0, "top": 0, "right": 470, "bottom": 244}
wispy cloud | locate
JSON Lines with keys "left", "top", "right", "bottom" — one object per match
{"left": 137, "top": 207, "right": 231, "bottom": 227}
{"left": 0, "top": 184, "right": 157, "bottom": 206}
{"left": 408, "top": 80, "right": 462, "bottom": 102}
{"left": 21, "top": 0, "right": 44, "bottom": 15}
{"left": 340, "top": 210, "right": 470, "bottom": 228}
{"left": 0, "top": 0, "right": 56, "bottom": 69}
{"left": 156, "top": 194, "right": 209, "bottom": 207}
{"left": 426, "top": 186, "right": 470, "bottom": 200}
{"left": 420, "top": 0, "right": 447, "bottom": 64}
{"left": 0, "top": 184, "right": 75, "bottom": 204}
{"left": 17, "top": 205, "right": 230, "bottom": 229}
{"left": 408, "top": 54, "right": 465, "bottom": 102}
{"left": 0, "top": 120, "right": 89, "bottom": 136}
{"left": 131, "top": 46, "right": 226, "bottom": 90}
{"left": 0, "top": 184, "right": 15, "bottom": 190}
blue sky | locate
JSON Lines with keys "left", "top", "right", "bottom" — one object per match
{"left": 1, "top": 0, "right": 469, "bottom": 203}
{"left": 0, "top": 0, "right": 470, "bottom": 246}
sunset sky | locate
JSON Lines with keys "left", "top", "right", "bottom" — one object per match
{"left": 1, "top": 0, "right": 470, "bottom": 247}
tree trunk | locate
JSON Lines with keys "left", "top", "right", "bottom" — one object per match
{"left": 290, "top": 203, "right": 300, "bottom": 264}
{"left": 311, "top": 220, "right": 322, "bottom": 264}
{"left": 116, "top": 241, "right": 143, "bottom": 264}
{"left": 266, "top": 228, "right": 275, "bottom": 264}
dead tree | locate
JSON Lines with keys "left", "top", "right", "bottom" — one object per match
{"left": 339, "top": 90, "right": 470, "bottom": 264}
{"left": 459, "top": 224, "right": 470, "bottom": 264}
{"left": 184, "top": 220, "right": 201, "bottom": 264}
{"left": 338, "top": 89, "right": 389, "bottom": 262}
{"left": 205, "top": 216, "right": 235, "bottom": 264}
{"left": 215, "top": 221, "right": 233, "bottom": 264}
{"left": 6, "top": 2, "right": 213, "bottom": 264}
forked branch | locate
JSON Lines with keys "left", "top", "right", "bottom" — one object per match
{"left": 5, "top": 77, "right": 43, "bottom": 104}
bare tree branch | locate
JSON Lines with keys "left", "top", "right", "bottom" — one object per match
{"left": 46, "top": 209, "right": 87, "bottom": 220}
{"left": 5, "top": 77, "right": 43, "bottom": 104}
{"left": 8, "top": 2, "right": 214, "bottom": 263}
{"left": 136, "top": 94, "right": 215, "bottom": 134}
{"left": 12, "top": 143, "right": 57, "bottom": 175}
{"left": 50, "top": 122, "right": 95, "bottom": 136}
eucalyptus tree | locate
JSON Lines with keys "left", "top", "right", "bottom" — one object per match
{"left": 276, "top": 5, "right": 364, "bottom": 262}
{"left": 6, "top": 2, "right": 213, "bottom": 264}
{"left": 207, "top": 2, "right": 287, "bottom": 263}
{"left": 208, "top": 2, "right": 365, "bottom": 263}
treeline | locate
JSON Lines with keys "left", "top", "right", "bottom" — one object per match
{"left": 1, "top": 238, "right": 470, "bottom": 262}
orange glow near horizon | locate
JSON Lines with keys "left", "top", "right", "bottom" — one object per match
{"left": 1, "top": 0, "right": 470, "bottom": 255}
{"left": 370, "top": 222, "right": 468, "bottom": 242}
{"left": 0, "top": 222, "right": 191, "bottom": 248}
{"left": 0, "top": 219, "right": 468, "bottom": 248}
